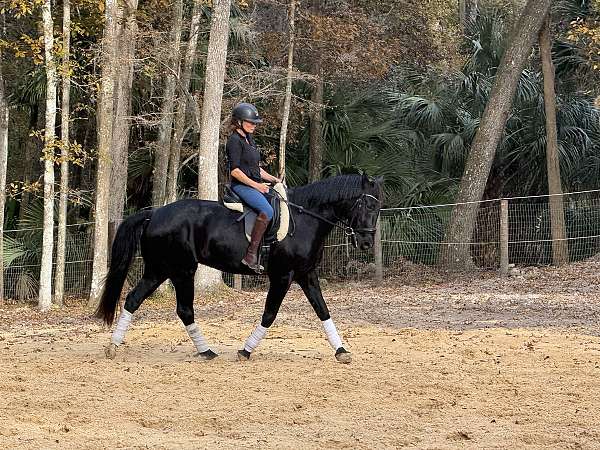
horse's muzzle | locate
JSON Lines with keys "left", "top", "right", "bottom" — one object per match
{"left": 360, "top": 241, "right": 372, "bottom": 251}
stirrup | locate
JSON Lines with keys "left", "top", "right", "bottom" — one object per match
{"left": 241, "top": 258, "right": 264, "bottom": 274}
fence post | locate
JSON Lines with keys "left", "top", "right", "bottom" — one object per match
{"left": 234, "top": 274, "right": 242, "bottom": 290}
{"left": 374, "top": 216, "right": 383, "bottom": 282}
{"left": 499, "top": 199, "right": 509, "bottom": 275}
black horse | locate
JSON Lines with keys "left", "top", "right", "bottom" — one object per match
{"left": 96, "top": 174, "right": 382, "bottom": 363}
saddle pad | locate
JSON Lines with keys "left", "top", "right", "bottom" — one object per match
{"left": 274, "top": 182, "right": 290, "bottom": 242}
{"left": 223, "top": 198, "right": 244, "bottom": 213}
{"left": 242, "top": 182, "right": 289, "bottom": 242}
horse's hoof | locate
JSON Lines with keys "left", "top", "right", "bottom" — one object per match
{"left": 237, "top": 349, "right": 251, "bottom": 361}
{"left": 197, "top": 349, "right": 218, "bottom": 360}
{"left": 335, "top": 347, "right": 352, "bottom": 364}
{"left": 105, "top": 343, "right": 117, "bottom": 359}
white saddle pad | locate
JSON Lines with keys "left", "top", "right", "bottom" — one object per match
{"left": 223, "top": 182, "right": 290, "bottom": 242}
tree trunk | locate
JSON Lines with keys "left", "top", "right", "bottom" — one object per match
{"left": 308, "top": 65, "right": 323, "bottom": 182}
{"left": 308, "top": 0, "right": 324, "bottom": 183}
{"left": 0, "top": 50, "right": 8, "bottom": 305}
{"left": 109, "top": 0, "right": 139, "bottom": 226}
{"left": 152, "top": 0, "right": 183, "bottom": 207}
{"left": 278, "top": 0, "right": 296, "bottom": 179}
{"left": 195, "top": 0, "right": 231, "bottom": 295}
{"left": 19, "top": 104, "right": 41, "bottom": 222}
{"left": 54, "top": 0, "right": 71, "bottom": 306}
{"left": 459, "top": 0, "right": 478, "bottom": 29}
{"left": 166, "top": 0, "right": 203, "bottom": 204}
{"left": 540, "top": 16, "right": 569, "bottom": 266}
{"left": 511, "top": 0, "right": 527, "bottom": 19}
{"left": 39, "top": 0, "right": 57, "bottom": 312}
{"left": 438, "top": 0, "right": 552, "bottom": 270}
{"left": 89, "top": 0, "right": 118, "bottom": 306}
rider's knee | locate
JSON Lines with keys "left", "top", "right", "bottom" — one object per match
{"left": 262, "top": 205, "right": 274, "bottom": 221}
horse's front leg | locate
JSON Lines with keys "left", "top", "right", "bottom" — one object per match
{"left": 297, "top": 270, "right": 351, "bottom": 364}
{"left": 237, "top": 271, "right": 293, "bottom": 360}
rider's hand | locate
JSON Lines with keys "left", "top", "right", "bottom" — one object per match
{"left": 255, "top": 183, "right": 270, "bottom": 194}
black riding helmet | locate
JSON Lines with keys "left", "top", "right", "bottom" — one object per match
{"left": 232, "top": 102, "right": 263, "bottom": 124}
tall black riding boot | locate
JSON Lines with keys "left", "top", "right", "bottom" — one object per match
{"left": 242, "top": 212, "right": 270, "bottom": 273}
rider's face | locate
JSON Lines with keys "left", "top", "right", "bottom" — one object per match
{"left": 242, "top": 121, "right": 257, "bottom": 134}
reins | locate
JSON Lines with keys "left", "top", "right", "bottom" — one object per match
{"left": 270, "top": 189, "right": 379, "bottom": 238}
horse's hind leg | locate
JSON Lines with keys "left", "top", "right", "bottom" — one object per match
{"left": 238, "top": 271, "right": 293, "bottom": 360}
{"left": 105, "top": 271, "right": 164, "bottom": 359}
{"left": 172, "top": 275, "right": 218, "bottom": 360}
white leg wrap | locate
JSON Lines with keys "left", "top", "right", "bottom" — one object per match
{"left": 111, "top": 309, "right": 133, "bottom": 346}
{"left": 322, "top": 318, "right": 343, "bottom": 350}
{"left": 186, "top": 323, "right": 210, "bottom": 354}
{"left": 244, "top": 324, "right": 268, "bottom": 353}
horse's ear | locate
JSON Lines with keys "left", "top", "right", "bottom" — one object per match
{"left": 363, "top": 174, "right": 383, "bottom": 187}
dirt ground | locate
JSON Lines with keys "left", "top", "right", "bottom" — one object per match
{"left": 2, "top": 260, "right": 600, "bottom": 449}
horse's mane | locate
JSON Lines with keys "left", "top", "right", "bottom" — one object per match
{"left": 289, "top": 174, "right": 366, "bottom": 208}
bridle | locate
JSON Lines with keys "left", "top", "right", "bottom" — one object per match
{"left": 271, "top": 190, "right": 380, "bottom": 240}
{"left": 347, "top": 194, "right": 380, "bottom": 235}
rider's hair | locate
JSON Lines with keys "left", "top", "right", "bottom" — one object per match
{"left": 229, "top": 116, "right": 241, "bottom": 133}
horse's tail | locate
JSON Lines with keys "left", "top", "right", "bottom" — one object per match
{"left": 95, "top": 210, "right": 153, "bottom": 326}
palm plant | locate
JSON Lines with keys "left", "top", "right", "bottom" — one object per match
{"left": 285, "top": 84, "right": 456, "bottom": 208}
{"left": 390, "top": 5, "right": 600, "bottom": 199}
{"left": 2, "top": 199, "right": 93, "bottom": 300}
{"left": 2, "top": 200, "right": 45, "bottom": 300}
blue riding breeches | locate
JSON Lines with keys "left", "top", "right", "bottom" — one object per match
{"left": 232, "top": 184, "right": 274, "bottom": 220}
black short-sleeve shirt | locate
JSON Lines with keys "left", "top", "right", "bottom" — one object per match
{"left": 226, "top": 132, "right": 261, "bottom": 186}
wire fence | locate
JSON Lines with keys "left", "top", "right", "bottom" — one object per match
{"left": 3, "top": 190, "right": 600, "bottom": 300}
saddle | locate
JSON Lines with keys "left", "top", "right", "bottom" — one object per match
{"left": 223, "top": 182, "right": 290, "bottom": 245}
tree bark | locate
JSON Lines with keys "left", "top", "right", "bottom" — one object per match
{"left": 511, "top": 0, "right": 527, "bottom": 20}
{"left": 308, "top": 0, "right": 324, "bottom": 183}
{"left": 459, "top": 0, "right": 478, "bottom": 30}
{"left": 278, "top": 0, "right": 296, "bottom": 179}
{"left": 166, "top": 0, "right": 202, "bottom": 204}
{"left": 19, "top": 103, "right": 42, "bottom": 222}
{"left": 152, "top": 0, "right": 183, "bottom": 207}
{"left": 438, "top": 0, "right": 553, "bottom": 270}
{"left": 195, "top": 0, "right": 231, "bottom": 295}
{"left": 109, "top": 0, "right": 139, "bottom": 225}
{"left": 89, "top": 0, "right": 118, "bottom": 306}
{"left": 308, "top": 64, "right": 323, "bottom": 182}
{"left": 39, "top": 0, "right": 57, "bottom": 312}
{"left": 54, "top": 0, "right": 71, "bottom": 306}
{"left": 540, "top": 16, "right": 569, "bottom": 266}
{"left": 0, "top": 49, "right": 8, "bottom": 305}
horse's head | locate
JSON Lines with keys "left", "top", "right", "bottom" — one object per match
{"left": 347, "top": 174, "right": 383, "bottom": 251}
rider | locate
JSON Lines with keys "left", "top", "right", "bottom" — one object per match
{"left": 226, "top": 102, "right": 281, "bottom": 273}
